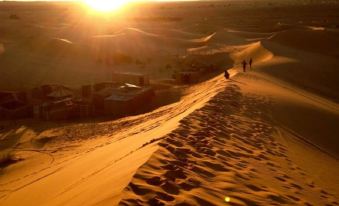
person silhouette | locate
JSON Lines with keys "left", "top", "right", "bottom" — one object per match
{"left": 224, "top": 70, "right": 230, "bottom": 79}
{"left": 242, "top": 60, "right": 247, "bottom": 72}
{"left": 249, "top": 58, "right": 253, "bottom": 69}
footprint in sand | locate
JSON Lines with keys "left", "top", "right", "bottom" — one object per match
{"left": 120, "top": 199, "right": 142, "bottom": 206}
{"left": 155, "top": 191, "right": 175, "bottom": 202}
{"left": 147, "top": 197, "right": 165, "bottom": 206}
{"left": 275, "top": 175, "right": 287, "bottom": 182}
{"left": 202, "top": 161, "right": 230, "bottom": 172}
{"left": 146, "top": 176, "right": 162, "bottom": 186}
{"left": 165, "top": 138, "right": 184, "bottom": 147}
{"left": 245, "top": 183, "right": 266, "bottom": 192}
{"left": 192, "top": 165, "right": 216, "bottom": 178}
{"left": 160, "top": 180, "right": 180, "bottom": 195}
{"left": 129, "top": 183, "right": 151, "bottom": 196}
{"left": 287, "top": 194, "right": 301, "bottom": 202}
{"left": 193, "top": 196, "right": 215, "bottom": 206}
{"left": 164, "top": 168, "right": 187, "bottom": 181}
{"left": 267, "top": 194, "right": 290, "bottom": 204}
{"left": 290, "top": 183, "right": 303, "bottom": 191}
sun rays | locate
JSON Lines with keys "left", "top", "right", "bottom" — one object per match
{"left": 84, "top": 0, "right": 129, "bottom": 12}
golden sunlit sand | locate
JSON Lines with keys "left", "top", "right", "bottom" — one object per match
{"left": 0, "top": 0, "right": 338, "bottom": 206}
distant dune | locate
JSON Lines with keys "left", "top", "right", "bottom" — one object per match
{"left": 260, "top": 29, "right": 339, "bottom": 102}
{"left": 231, "top": 41, "right": 273, "bottom": 64}
{"left": 269, "top": 28, "right": 339, "bottom": 57}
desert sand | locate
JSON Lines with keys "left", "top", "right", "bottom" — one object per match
{"left": 0, "top": 0, "right": 339, "bottom": 205}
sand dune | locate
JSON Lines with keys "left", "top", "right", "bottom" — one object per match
{"left": 41, "top": 38, "right": 79, "bottom": 56}
{"left": 2, "top": 25, "right": 338, "bottom": 204}
{"left": 258, "top": 43, "right": 339, "bottom": 102}
{"left": 208, "top": 30, "right": 250, "bottom": 45}
{"left": 230, "top": 41, "right": 273, "bottom": 64}
{"left": 118, "top": 27, "right": 339, "bottom": 204}
{"left": 141, "top": 28, "right": 202, "bottom": 39}
{"left": 88, "top": 27, "right": 211, "bottom": 60}
{"left": 225, "top": 29, "right": 274, "bottom": 40}
{"left": 268, "top": 28, "right": 339, "bottom": 57}
{"left": 1, "top": 26, "right": 212, "bottom": 89}
{"left": 120, "top": 75, "right": 339, "bottom": 205}
{"left": 118, "top": 21, "right": 339, "bottom": 206}
{"left": 181, "top": 52, "right": 233, "bottom": 71}
{"left": 189, "top": 32, "right": 215, "bottom": 43}
{"left": 49, "top": 38, "right": 74, "bottom": 47}
{"left": 1, "top": 1, "right": 339, "bottom": 206}
{"left": 117, "top": 27, "right": 211, "bottom": 45}
{"left": 0, "top": 73, "right": 230, "bottom": 206}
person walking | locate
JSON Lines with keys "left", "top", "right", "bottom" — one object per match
{"left": 242, "top": 60, "right": 247, "bottom": 72}
{"left": 224, "top": 69, "right": 230, "bottom": 79}
{"left": 249, "top": 58, "right": 253, "bottom": 69}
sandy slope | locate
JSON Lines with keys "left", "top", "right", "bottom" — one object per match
{"left": 0, "top": 73, "right": 230, "bottom": 206}
{"left": 119, "top": 76, "right": 339, "bottom": 206}
{"left": 117, "top": 28, "right": 339, "bottom": 205}
{"left": 118, "top": 28, "right": 339, "bottom": 206}
{"left": 259, "top": 38, "right": 339, "bottom": 102}
{"left": 2, "top": 32, "right": 338, "bottom": 205}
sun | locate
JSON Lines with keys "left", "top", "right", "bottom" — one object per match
{"left": 84, "top": 0, "right": 128, "bottom": 12}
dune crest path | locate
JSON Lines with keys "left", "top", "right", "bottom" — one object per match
{"left": 119, "top": 83, "right": 338, "bottom": 206}
{"left": 0, "top": 74, "right": 231, "bottom": 206}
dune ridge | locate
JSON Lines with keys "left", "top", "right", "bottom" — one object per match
{"left": 0, "top": 72, "right": 232, "bottom": 206}
{"left": 118, "top": 26, "right": 339, "bottom": 206}
{"left": 268, "top": 28, "right": 339, "bottom": 57}
{"left": 119, "top": 79, "right": 338, "bottom": 206}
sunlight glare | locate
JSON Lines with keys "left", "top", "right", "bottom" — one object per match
{"left": 225, "top": 196, "right": 231, "bottom": 202}
{"left": 84, "top": 0, "right": 128, "bottom": 12}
